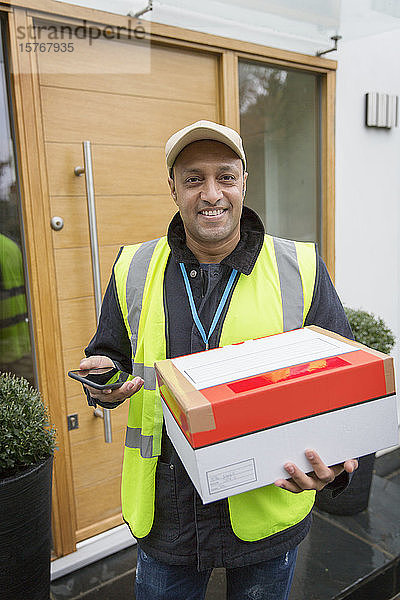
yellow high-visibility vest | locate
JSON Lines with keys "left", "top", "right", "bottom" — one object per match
{"left": 114, "top": 234, "right": 316, "bottom": 541}
{"left": 0, "top": 234, "right": 30, "bottom": 365}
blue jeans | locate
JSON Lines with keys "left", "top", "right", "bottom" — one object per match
{"left": 134, "top": 546, "right": 298, "bottom": 600}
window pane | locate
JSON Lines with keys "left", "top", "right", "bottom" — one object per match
{"left": 0, "top": 23, "right": 35, "bottom": 387}
{"left": 239, "top": 60, "right": 320, "bottom": 245}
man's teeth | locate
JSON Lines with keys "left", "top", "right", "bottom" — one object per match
{"left": 200, "top": 209, "right": 225, "bottom": 216}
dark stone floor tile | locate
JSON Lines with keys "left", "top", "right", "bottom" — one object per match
{"left": 82, "top": 571, "right": 135, "bottom": 600}
{"left": 315, "top": 475, "right": 400, "bottom": 559}
{"left": 289, "top": 511, "right": 388, "bottom": 600}
{"left": 374, "top": 449, "right": 400, "bottom": 478}
{"left": 338, "top": 561, "right": 396, "bottom": 600}
{"left": 205, "top": 568, "right": 226, "bottom": 600}
{"left": 51, "top": 546, "right": 137, "bottom": 599}
{"left": 342, "top": 576, "right": 393, "bottom": 600}
{"left": 394, "top": 556, "right": 400, "bottom": 589}
{"left": 387, "top": 471, "right": 400, "bottom": 486}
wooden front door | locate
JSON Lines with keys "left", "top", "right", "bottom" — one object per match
{"left": 21, "top": 15, "right": 220, "bottom": 548}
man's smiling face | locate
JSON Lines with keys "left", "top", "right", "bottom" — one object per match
{"left": 168, "top": 140, "right": 247, "bottom": 249}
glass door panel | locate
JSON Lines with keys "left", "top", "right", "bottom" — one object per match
{"left": 239, "top": 60, "right": 321, "bottom": 246}
{"left": 0, "top": 22, "right": 35, "bottom": 386}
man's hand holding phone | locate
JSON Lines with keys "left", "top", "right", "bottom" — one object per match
{"left": 78, "top": 355, "right": 144, "bottom": 403}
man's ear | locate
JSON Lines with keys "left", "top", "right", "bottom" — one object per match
{"left": 168, "top": 175, "right": 178, "bottom": 205}
{"left": 242, "top": 171, "right": 248, "bottom": 203}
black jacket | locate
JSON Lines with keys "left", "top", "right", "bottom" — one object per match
{"left": 85, "top": 207, "right": 353, "bottom": 571}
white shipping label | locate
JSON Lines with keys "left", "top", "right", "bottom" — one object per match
{"left": 172, "top": 327, "right": 357, "bottom": 390}
{"left": 206, "top": 459, "right": 257, "bottom": 495}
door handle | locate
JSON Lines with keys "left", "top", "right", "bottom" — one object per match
{"left": 75, "top": 141, "right": 112, "bottom": 444}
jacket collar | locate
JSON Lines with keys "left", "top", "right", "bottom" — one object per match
{"left": 167, "top": 206, "right": 265, "bottom": 276}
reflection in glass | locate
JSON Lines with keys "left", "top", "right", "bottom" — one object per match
{"left": 239, "top": 60, "right": 320, "bottom": 245}
{"left": 0, "top": 24, "right": 35, "bottom": 386}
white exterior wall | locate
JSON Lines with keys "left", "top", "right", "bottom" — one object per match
{"left": 335, "top": 30, "right": 400, "bottom": 407}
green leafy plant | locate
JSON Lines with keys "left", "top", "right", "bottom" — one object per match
{"left": 0, "top": 372, "right": 56, "bottom": 478}
{"left": 344, "top": 307, "right": 396, "bottom": 354}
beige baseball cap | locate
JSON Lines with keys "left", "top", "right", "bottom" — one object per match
{"left": 165, "top": 120, "right": 247, "bottom": 173}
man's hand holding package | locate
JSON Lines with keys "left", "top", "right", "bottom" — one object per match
{"left": 274, "top": 449, "right": 358, "bottom": 493}
{"left": 79, "top": 355, "right": 144, "bottom": 403}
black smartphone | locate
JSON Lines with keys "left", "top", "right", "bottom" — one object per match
{"left": 68, "top": 367, "right": 130, "bottom": 390}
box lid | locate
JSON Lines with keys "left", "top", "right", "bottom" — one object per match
{"left": 155, "top": 326, "right": 395, "bottom": 448}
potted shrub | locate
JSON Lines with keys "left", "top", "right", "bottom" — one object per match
{"left": 0, "top": 372, "right": 56, "bottom": 600}
{"left": 315, "top": 308, "right": 396, "bottom": 515}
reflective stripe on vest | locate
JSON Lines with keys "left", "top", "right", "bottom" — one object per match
{"left": 125, "top": 426, "right": 154, "bottom": 458}
{"left": 114, "top": 233, "right": 317, "bottom": 540}
{"left": 126, "top": 238, "right": 160, "bottom": 357}
{"left": 273, "top": 237, "right": 304, "bottom": 331}
{"left": 132, "top": 362, "right": 157, "bottom": 390}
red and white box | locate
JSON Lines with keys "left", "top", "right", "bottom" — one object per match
{"left": 155, "top": 326, "right": 398, "bottom": 503}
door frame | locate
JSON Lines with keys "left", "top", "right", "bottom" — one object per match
{"left": 3, "top": 0, "right": 337, "bottom": 558}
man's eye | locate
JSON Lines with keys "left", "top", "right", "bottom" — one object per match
{"left": 220, "top": 175, "right": 235, "bottom": 181}
{"left": 186, "top": 177, "right": 201, "bottom": 183}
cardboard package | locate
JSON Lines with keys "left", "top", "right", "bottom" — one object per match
{"left": 155, "top": 326, "right": 398, "bottom": 503}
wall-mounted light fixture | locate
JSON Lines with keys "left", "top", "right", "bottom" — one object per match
{"left": 127, "top": 0, "right": 153, "bottom": 19}
{"left": 366, "top": 93, "right": 398, "bottom": 128}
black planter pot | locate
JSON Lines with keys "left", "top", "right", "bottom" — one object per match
{"left": 0, "top": 454, "right": 53, "bottom": 600}
{"left": 315, "top": 453, "right": 375, "bottom": 516}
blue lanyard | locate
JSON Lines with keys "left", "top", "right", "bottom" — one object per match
{"left": 179, "top": 263, "right": 238, "bottom": 351}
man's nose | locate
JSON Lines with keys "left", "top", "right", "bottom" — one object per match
{"left": 199, "top": 179, "right": 223, "bottom": 203}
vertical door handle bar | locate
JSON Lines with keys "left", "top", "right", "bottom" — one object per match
{"left": 76, "top": 141, "right": 112, "bottom": 443}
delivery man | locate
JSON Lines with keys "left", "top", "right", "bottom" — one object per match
{"left": 80, "top": 121, "right": 358, "bottom": 600}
